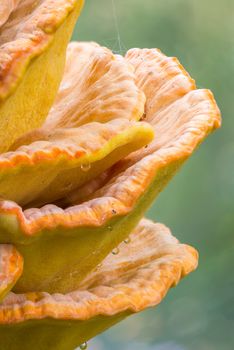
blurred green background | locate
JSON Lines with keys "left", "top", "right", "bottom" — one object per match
{"left": 73, "top": 0, "right": 233, "bottom": 349}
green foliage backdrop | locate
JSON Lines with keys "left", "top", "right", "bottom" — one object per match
{"left": 73, "top": 1, "right": 233, "bottom": 349}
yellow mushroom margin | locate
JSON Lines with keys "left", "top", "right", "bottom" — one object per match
{"left": 0, "top": 219, "right": 198, "bottom": 350}
{"left": 0, "top": 119, "right": 153, "bottom": 206}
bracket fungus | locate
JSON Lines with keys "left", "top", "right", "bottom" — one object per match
{"left": 0, "top": 42, "right": 220, "bottom": 294}
{"left": 0, "top": 0, "right": 84, "bottom": 153}
{"left": 0, "top": 2, "right": 221, "bottom": 349}
{"left": 0, "top": 219, "right": 198, "bottom": 350}
{"left": 1, "top": 42, "right": 152, "bottom": 207}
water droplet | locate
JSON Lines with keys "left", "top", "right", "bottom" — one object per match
{"left": 112, "top": 247, "right": 119, "bottom": 255}
{"left": 108, "top": 225, "right": 113, "bottom": 231}
{"left": 80, "top": 342, "right": 88, "bottom": 350}
{"left": 124, "top": 237, "right": 131, "bottom": 244}
{"left": 81, "top": 162, "right": 91, "bottom": 172}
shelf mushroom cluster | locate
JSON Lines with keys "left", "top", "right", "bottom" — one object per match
{"left": 0, "top": 1, "right": 221, "bottom": 349}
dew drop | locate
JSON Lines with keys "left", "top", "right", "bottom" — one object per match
{"left": 112, "top": 247, "right": 119, "bottom": 255}
{"left": 80, "top": 342, "right": 88, "bottom": 350}
{"left": 124, "top": 237, "right": 131, "bottom": 244}
{"left": 81, "top": 162, "right": 91, "bottom": 172}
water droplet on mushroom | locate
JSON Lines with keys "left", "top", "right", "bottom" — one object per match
{"left": 81, "top": 162, "right": 91, "bottom": 172}
{"left": 80, "top": 342, "right": 88, "bottom": 350}
{"left": 124, "top": 237, "right": 131, "bottom": 244}
{"left": 112, "top": 247, "right": 119, "bottom": 255}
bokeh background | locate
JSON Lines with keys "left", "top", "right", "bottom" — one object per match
{"left": 73, "top": 0, "right": 233, "bottom": 349}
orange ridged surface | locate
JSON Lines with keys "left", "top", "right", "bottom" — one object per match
{"left": 0, "top": 46, "right": 221, "bottom": 238}
{"left": 0, "top": 219, "right": 198, "bottom": 323}
{"left": 0, "top": 0, "right": 83, "bottom": 100}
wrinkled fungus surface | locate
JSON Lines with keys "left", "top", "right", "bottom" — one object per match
{"left": 0, "top": 42, "right": 220, "bottom": 294}
{"left": 0, "top": 219, "right": 198, "bottom": 350}
{"left": 0, "top": 2, "right": 221, "bottom": 349}
{"left": 0, "top": 0, "right": 84, "bottom": 152}
{"left": 1, "top": 42, "right": 152, "bottom": 207}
